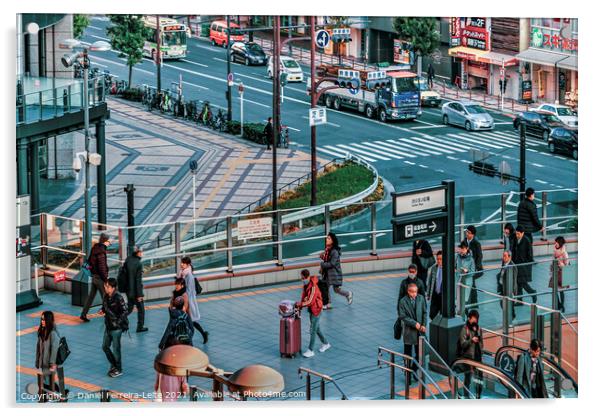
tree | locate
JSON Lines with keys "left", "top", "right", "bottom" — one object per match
{"left": 106, "top": 15, "right": 148, "bottom": 88}
{"left": 73, "top": 14, "right": 90, "bottom": 39}
{"left": 393, "top": 17, "right": 440, "bottom": 78}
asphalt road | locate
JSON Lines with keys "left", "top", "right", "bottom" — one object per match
{"left": 82, "top": 17, "right": 577, "bottom": 260}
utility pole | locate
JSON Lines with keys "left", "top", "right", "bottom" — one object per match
{"left": 226, "top": 15, "right": 232, "bottom": 121}
{"left": 310, "top": 16, "right": 317, "bottom": 206}
{"left": 156, "top": 15, "right": 162, "bottom": 91}
{"left": 124, "top": 184, "right": 136, "bottom": 256}
{"left": 272, "top": 16, "right": 281, "bottom": 259}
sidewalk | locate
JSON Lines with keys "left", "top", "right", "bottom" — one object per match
{"left": 16, "top": 255, "right": 576, "bottom": 402}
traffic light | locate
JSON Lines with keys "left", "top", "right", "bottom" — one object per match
{"left": 332, "top": 28, "right": 352, "bottom": 43}
{"left": 336, "top": 69, "right": 360, "bottom": 89}
{"left": 366, "top": 70, "right": 390, "bottom": 90}
{"left": 469, "top": 161, "right": 497, "bottom": 177}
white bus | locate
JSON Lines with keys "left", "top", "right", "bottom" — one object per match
{"left": 142, "top": 16, "right": 190, "bottom": 60}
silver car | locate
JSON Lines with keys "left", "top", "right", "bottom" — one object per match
{"left": 441, "top": 101, "right": 495, "bottom": 131}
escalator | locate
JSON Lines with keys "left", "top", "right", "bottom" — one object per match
{"left": 494, "top": 346, "right": 578, "bottom": 398}
{"left": 451, "top": 358, "right": 530, "bottom": 399}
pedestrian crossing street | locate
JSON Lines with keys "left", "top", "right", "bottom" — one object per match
{"left": 318, "top": 130, "right": 544, "bottom": 162}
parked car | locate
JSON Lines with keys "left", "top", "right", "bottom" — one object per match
{"left": 441, "top": 101, "right": 494, "bottom": 131}
{"left": 209, "top": 20, "right": 244, "bottom": 48}
{"left": 267, "top": 56, "right": 304, "bottom": 82}
{"left": 415, "top": 77, "right": 441, "bottom": 107}
{"left": 513, "top": 110, "right": 565, "bottom": 140}
{"left": 230, "top": 42, "right": 267, "bottom": 65}
{"left": 548, "top": 127, "right": 577, "bottom": 160}
{"left": 535, "top": 103, "right": 578, "bottom": 127}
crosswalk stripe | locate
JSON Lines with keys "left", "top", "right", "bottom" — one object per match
{"left": 495, "top": 131, "right": 542, "bottom": 146}
{"left": 391, "top": 138, "right": 442, "bottom": 155}
{"left": 337, "top": 144, "right": 391, "bottom": 160}
{"left": 425, "top": 135, "right": 478, "bottom": 151}
{"left": 374, "top": 140, "right": 420, "bottom": 157}
{"left": 447, "top": 133, "right": 506, "bottom": 149}
{"left": 385, "top": 139, "right": 434, "bottom": 156}
{"left": 477, "top": 131, "right": 523, "bottom": 145}
{"left": 409, "top": 136, "right": 456, "bottom": 153}
{"left": 319, "top": 146, "right": 349, "bottom": 159}
{"left": 359, "top": 141, "right": 406, "bottom": 159}
{"left": 471, "top": 131, "right": 518, "bottom": 146}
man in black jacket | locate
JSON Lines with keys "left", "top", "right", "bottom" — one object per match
{"left": 100, "top": 278, "right": 128, "bottom": 378}
{"left": 462, "top": 225, "right": 483, "bottom": 279}
{"left": 517, "top": 187, "right": 544, "bottom": 243}
{"left": 264, "top": 117, "right": 273, "bottom": 150}
{"left": 124, "top": 246, "right": 147, "bottom": 333}
{"left": 513, "top": 226, "right": 537, "bottom": 304}
{"left": 457, "top": 310, "right": 483, "bottom": 398}
{"left": 398, "top": 264, "right": 426, "bottom": 303}
{"left": 81, "top": 233, "right": 111, "bottom": 322}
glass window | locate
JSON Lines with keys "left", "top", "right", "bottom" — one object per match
{"left": 542, "top": 113, "right": 561, "bottom": 123}
{"left": 282, "top": 59, "right": 300, "bottom": 69}
{"left": 163, "top": 31, "right": 186, "bottom": 46}
{"left": 465, "top": 105, "right": 487, "bottom": 114}
{"left": 414, "top": 77, "right": 429, "bottom": 91}
{"left": 557, "top": 107, "right": 574, "bottom": 116}
{"left": 392, "top": 77, "right": 418, "bottom": 93}
{"left": 247, "top": 43, "right": 264, "bottom": 53}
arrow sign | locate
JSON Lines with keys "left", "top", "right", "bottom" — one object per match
{"left": 315, "top": 30, "right": 331, "bottom": 49}
{"left": 391, "top": 213, "right": 447, "bottom": 244}
{"left": 429, "top": 221, "right": 437, "bottom": 232}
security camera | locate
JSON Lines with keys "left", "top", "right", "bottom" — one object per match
{"left": 72, "top": 157, "right": 82, "bottom": 172}
{"left": 61, "top": 52, "right": 81, "bottom": 68}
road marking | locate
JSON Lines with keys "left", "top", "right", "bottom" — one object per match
{"left": 470, "top": 132, "right": 516, "bottom": 147}
{"left": 568, "top": 189, "right": 577, "bottom": 193}
{"left": 409, "top": 136, "right": 456, "bottom": 153}
{"left": 448, "top": 133, "right": 506, "bottom": 149}
{"left": 436, "top": 169, "right": 445, "bottom": 173}
{"left": 426, "top": 135, "right": 476, "bottom": 151}
{"left": 301, "top": 116, "right": 340, "bottom": 128}
{"left": 337, "top": 144, "right": 391, "bottom": 160}
{"left": 242, "top": 98, "right": 270, "bottom": 108}
{"left": 460, "top": 159, "right": 471, "bottom": 164}
{"left": 419, "top": 164, "right": 429, "bottom": 168}
{"left": 532, "top": 163, "right": 544, "bottom": 168}
{"left": 89, "top": 25, "right": 104, "bottom": 31}
{"left": 373, "top": 140, "right": 418, "bottom": 158}
{"left": 535, "top": 179, "right": 548, "bottom": 184}
{"left": 88, "top": 34, "right": 110, "bottom": 41}
{"left": 527, "top": 149, "right": 538, "bottom": 153}
{"left": 404, "top": 161, "right": 416, "bottom": 165}
{"left": 181, "top": 59, "right": 208, "bottom": 68}
{"left": 363, "top": 141, "right": 410, "bottom": 159}
{"left": 318, "top": 147, "right": 348, "bottom": 158}
{"left": 413, "top": 119, "right": 438, "bottom": 126}
{"left": 494, "top": 121, "right": 514, "bottom": 125}
{"left": 383, "top": 139, "right": 432, "bottom": 156}
{"left": 410, "top": 125, "right": 447, "bottom": 129}
{"left": 350, "top": 238, "right": 367, "bottom": 244}
{"left": 89, "top": 61, "right": 108, "bottom": 68}
{"left": 446, "top": 155, "right": 459, "bottom": 160}
{"left": 287, "top": 126, "right": 301, "bottom": 132}
{"left": 90, "top": 55, "right": 154, "bottom": 75}
{"left": 181, "top": 80, "right": 209, "bottom": 90}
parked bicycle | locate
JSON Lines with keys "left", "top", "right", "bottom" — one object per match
{"left": 279, "top": 125, "right": 290, "bottom": 148}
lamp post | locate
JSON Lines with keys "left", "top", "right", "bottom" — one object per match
{"left": 60, "top": 39, "right": 111, "bottom": 256}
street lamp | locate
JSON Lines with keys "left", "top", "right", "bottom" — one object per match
{"left": 60, "top": 38, "right": 111, "bottom": 256}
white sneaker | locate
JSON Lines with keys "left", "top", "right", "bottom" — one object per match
{"left": 347, "top": 291, "right": 353, "bottom": 305}
{"left": 319, "top": 343, "right": 331, "bottom": 353}
{"left": 302, "top": 349, "right": 315, "bottom": 358}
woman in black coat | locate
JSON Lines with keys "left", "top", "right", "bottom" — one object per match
{"left": 503, "top": 223, "right": 518, "bottom": 256}
{"left": 412, "top": 239, "right": 435, "bottom": 285}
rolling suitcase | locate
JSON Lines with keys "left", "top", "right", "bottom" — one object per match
{"left": 278, "top": 300, "right": 301, "bottom": 358}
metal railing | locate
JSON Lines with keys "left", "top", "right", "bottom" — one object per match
{"left": 297, "top": 367, "right": 348, "bottom": 400}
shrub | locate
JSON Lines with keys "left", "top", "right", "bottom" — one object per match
{"left": 120, "top": 87, "right": 143, "bottom": 102}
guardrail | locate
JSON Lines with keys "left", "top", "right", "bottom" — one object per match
{"left": 297, "top": 367, "right": 348, "bottom": 400}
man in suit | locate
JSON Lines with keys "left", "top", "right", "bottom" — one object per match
{"left": 462, "top": 225, "right": 483, "bottom": 279}
{"left": 515, "top": 339, "right": 549, "bottom": 398}
{"left": 497, "top": 250, "right": 517, "bottom": 320}
{"left": 398, "top": 282, "right": 427, "bottom": 379}
{"left": 426, "top": 251, "right": 443, "bottom": 320}
{"left": 517, "top": 187, "right": 544, "bottom": 243}
{"left": 513, "top": 226, "right": 537, "bottom": 304}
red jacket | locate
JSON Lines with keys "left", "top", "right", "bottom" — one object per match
{"left": 299, "top": 276, "right": 323, "bottom": 317}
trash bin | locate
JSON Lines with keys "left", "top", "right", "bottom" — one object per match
{"left": 200, "top": 23, "right": 210, "bottom": 37}
{"left": 71, "top": 269, "right": 102, "bottom": 307}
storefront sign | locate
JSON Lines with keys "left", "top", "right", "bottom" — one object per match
{"left": 54, "top": 270, "right": 67, "bottom": 283}
{"left": 393, "top": 39, "right": 414, "bottom": 65}
{"left": 237, "top": 217, "right": 273, "bottom": 240}
{"left": 450, "top": 17, "right": 490, "bottom": 51}
{"left": 531, "top": 27, "right": 578, "bottom": 52}
{"left": 521, "top": 80, "right": 533, "bottom": 101}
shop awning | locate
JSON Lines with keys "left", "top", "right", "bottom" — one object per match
{"left": 448, "top": 46, "right": 487, "bottom": 61}
{"left": 516, "top": 48, "right": 578, "bottom": 71}
{"left": 477, "top": 51, "right": 519, "bottom": 67}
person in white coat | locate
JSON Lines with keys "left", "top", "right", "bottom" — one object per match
{"left": 178, "top": 257, "right": 208, "bottom": 344}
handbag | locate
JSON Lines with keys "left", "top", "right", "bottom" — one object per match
{"left": 54, "top": 332, "right": 70, "bottom": 366}
{"left": 393, "top": 317, "right": 402, "bottom": 340}
{"left": 194, "top": 278, "right": 203, "bottom": 296}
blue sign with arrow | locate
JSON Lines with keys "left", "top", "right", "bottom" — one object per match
{"left": 315, "top": 30, "right": 331, "bottom": 49}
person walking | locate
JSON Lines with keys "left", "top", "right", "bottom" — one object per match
{"left": 517, "top": 187, "right": 544, "bottom": 243}
{"left": 100, "top": 278, "right": 128, "bottom": 378}
{"left": 159, "top": 294, "right": 194, "bottom": 351}
{"left": 320, "top": 232, "right": 352, "bottom": 309}
{"left": 514, "top": 339, "right": 549, "bottom": 398}
{"left": 497, "top": 250, "right": 518, "bottom": 320}
{"left": 427, "top": 63, "right": 435, "bottom": 88}
{"left": 513, "top": 226, "right": 537, "bottom": 304}
{"left": 264, "top": 117, "right": 273, "bottom": 150}
{"left": 426, "top": 251, "right": 444, "bottom": 320}
{"left": 121, "top": 246, "right": 147, "bottom": 333}
{"left": 462, "top": 225, "right": 483, "bottom": 279}
{"left": 35, "top": 311, "right": 66, "bottom": 401}
{"left": 80, "top": 233, "right": 111, "bottom": 322}
{"left": 412, "top": 239, "right": 435, "bottom": 286}
{"left": 503, "top": 223, "right": 518, "bottom": 256}
{"left": 398, "top": 264, "right": 426, "bottom": 303}
{"left": 398, "top": 282, "right": 427, "bottom": 381}
{"left": 457, "top": 310, "right": 483, "bottom": 398}
{"left": 178, "top": 257, "right": 209, "bottom": 344}
{"left": 456, "top": 241, "right": 476, "bottom": 312}
{"left": 549, "top": 236, "right": 569, "bottom": 312}
{"left": 296, "top": 269, "right": 330, "bottom": 358}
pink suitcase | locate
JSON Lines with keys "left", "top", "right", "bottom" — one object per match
{"left": 280, "top": 314, "right": 301, "bottom": 358}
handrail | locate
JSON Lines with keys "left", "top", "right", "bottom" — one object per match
{"left": 298, "top": 367, "right": 348, "bottom": 400}
{"left": 450, "top": 358, "right": 530, "bottom": 398}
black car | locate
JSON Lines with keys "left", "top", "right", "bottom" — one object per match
{"left": 230, "top": 42, "right": 267, "bottom": 66}
{"left": 548, "top": 127, "right": 577, "bottom": 160}
{"left": 513, "top": 111, "right": 565, "bottom": 141}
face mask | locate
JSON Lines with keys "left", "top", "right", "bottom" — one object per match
{"left": 302, "top": 278, "right": 309, "bottom": 285}
{"left": 408, "top": 272, "right": 417, "bottom": 278}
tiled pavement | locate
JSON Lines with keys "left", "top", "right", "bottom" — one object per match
{"left": 16, "top": 255, "right": 577, "bottom": 403}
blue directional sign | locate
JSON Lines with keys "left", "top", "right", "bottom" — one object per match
{"left": 315, "top": 30, "right": 331, "bottom": 49}
{"left": 348, "top": 87, "right": 359, "bottom": 95}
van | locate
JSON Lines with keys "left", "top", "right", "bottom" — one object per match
{"left": 209, "top": 20, "right": 244, "bottom": 48}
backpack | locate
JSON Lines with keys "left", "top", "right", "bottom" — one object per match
{"left": 167, "top": 314, "right": 192, "bottom": 347}
{"left": 117, "top": 264, "right": 128, "bottom": 293}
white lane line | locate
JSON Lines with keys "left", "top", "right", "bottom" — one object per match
{"left": 496, "top": 131, "right": 542, "bottom": 146}
{"left": 337, "top": 144, "right": 391, "bottom": 160}
{"left": 181, "top": 80, "right": 209, "bottom": 91}
{"left": 448, "top": 133, "right": 505, "bottom": 149}
{"left": 527, "top": 149, "right": 538, "bottom": 153}
{"left": 460, "top": 159, "right": 471, "bottom": 164}
{"left": 419, "top": 164, "right": 429, "bottom": 168}
{"left": 470, "top": 132, "right": 516, "bottom": 147}
{"left": 538, "top": 151, "right": 548, "bottom": 155}
{"left": 427, "top": 135, "right": 477, "bottom": 151}
{"left": 410, "top": 125, "right": 447, "bottom": 129}
{"left": 384, "top": 139, "right": 432, "bottom": 156}
{"left": 89, "top": 25, "right": 104, "bottom": 31}
{"left": 88, "top": 34, "right": 110, "bottom": 41}
{"left": 371, "top": 141, "right": 416, "bottom": 158}
{"left": 535, "top": 179, "right": 548, "bottom": 184}
{"left": 410, "top": 136, "right": 456, "bottom": 153}
{"left": 446, "top": 156, "right": 459, "bottom": 160}
{"left": 413, "top": 119, "right": 438, "bottom": 126}
{"left": 436, "top": 169, "right": 445, "bottom": 173}
{"left": 554, "top": 155, "right": 565, "bottom": 160}
{"left": 358, "top": 142, "right": 406, "bottom": 159}
{"left": 242, "top": 98, "right": 270, "bottom": 108}
{"left": 90, "top": 61, "right": 108, "bottom": 68}
{"left": 192, "top": 43, "right": 223, "bottom": 53}
{"left": 90, "top": 55, "right": 154, "bottom": 75}
{"left": 494, "top": 122, "right": 514, "bottom": 125}
{"left": 568, "top": 189, "right": 577, "bottom": 193}
{"left": 350, "top": 238, "right": 367, "bottom": 244}
{"left": 393, "top": 137, "right": 444, "bottom": 155}
{"left": 404, "top": 161, "right": 416, "bottom": 165}
{"left": 287, "top": 126, "right": 301, "bottom": 132}
{"left": 318, "top": 147, "right": 348, "bottom": 159}
{"left": 532, "top": 163, "right": 544, "bottom": 168}
{"left": 181, "top": 59, "right": 209, "bottom": 68}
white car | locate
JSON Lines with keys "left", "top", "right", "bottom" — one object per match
{"left": 267, "top": 56, "right": 304, "bottom": 82}
{"left": 535, "top": 104, "right": 578, "bottom": 127}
